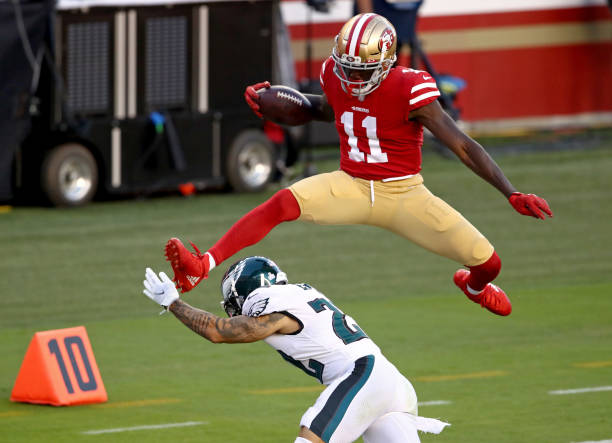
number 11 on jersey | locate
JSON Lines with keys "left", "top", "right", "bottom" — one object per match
{"left": 340, "top": 111, "right": 388, "bottom": 164}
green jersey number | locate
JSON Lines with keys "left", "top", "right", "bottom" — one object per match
{"left": 308, "top": 298, "right": 368, "bottom": 345}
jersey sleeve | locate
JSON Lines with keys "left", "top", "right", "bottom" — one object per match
{"left": 319, "top": 57, "right": 335, "bottom": 107}
{"left": 405, "top": 69, "right": 441, "bottom": 113}
{"left": 242, "top": 286, "right": 291, "bottom": 317}
{"left": 319, "top": 57, "right": 333, "bottom": 90}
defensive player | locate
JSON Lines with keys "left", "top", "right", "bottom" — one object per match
{"left": 143, "top": 256, "right": 450, "bottom": 443}
{"left": 164, "top": 13, "right": 552, "bottom": 316}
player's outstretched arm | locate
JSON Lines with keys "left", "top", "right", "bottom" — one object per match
{"left": 410, "top": 101, "right": 552, "bottom": 219}
{"left": 169, "top": 300, "right": 296, "bottom": 343}
{"left": 303, "top": 93, "right": 335, "bottom": 122}
{"left": 410, "top": 101, "right": 516, "bottom": 195}
{"left": 143, "top": 268, "right": 298, "bottom": 343}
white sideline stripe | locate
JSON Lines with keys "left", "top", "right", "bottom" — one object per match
{"left": 549, "top": 386, "right": 612, "bottom": 395}
{"left": 418, "top": 0, "right": 607, "bottom": 17}
{"left": 571, "top": 440, "right": 612, "bottom": 443}
{"left": 82, "top": 421, "right": 207, "bottom": 435}
{"left": 418, "top": 400, "right": 452, "bottom": 406}
{"left": 280, "top": 0, "right": 608, "bottom": 25}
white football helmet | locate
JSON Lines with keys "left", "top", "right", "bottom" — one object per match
{"left": 332, "top": 13, "right": 397, "bottom": 98}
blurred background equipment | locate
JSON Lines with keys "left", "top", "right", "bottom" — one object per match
{"left": 1, "top": 0, "right": 289, "bottom": 206}
{"left": 0, "top": 0, "right": 55, "bottom": 202}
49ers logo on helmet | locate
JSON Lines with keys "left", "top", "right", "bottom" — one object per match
{"left": 379, "top": 28, "right": 394, "bottom": 53}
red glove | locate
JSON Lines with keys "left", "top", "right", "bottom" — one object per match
{"left": 508, "top": 192, "right": 553, "bottom": 219}
{"left": 244, "top": 81, "right": 270, "bottom": 118}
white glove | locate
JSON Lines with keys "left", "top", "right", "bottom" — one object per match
{"left": 143, "top": 268, "right": 179, "bottom": 311}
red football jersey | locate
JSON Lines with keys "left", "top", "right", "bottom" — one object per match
{"left": 320, "top": 57, "right": 440, "bottom": 180}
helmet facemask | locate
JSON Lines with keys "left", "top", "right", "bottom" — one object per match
{"left": 332, "top": 48, "right": 396, "bottom": 97}
{"left": 221, "top": 277, "right": 244, "bottom": 317}
{"left": 332, "top": 14, "right": 397, "bottom": 99}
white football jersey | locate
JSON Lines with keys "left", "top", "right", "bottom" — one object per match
{"left": 241, "top": 283, "right": 381, "bottom": 386}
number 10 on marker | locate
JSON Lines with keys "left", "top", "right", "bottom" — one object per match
{"left": 48, "top": 335, "right": 98, "bottom": 393}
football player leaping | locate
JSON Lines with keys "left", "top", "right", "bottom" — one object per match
{"left": 165, "top": 13, "right": 552, "bottom": 316}
{"left": 143, "top": 257, "right": 450, "bottom": 443}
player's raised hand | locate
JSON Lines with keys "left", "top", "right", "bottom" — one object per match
{"left": 244, "top": 81, "right": 270, "bottom": 118}
{"left": 509, "top": 192, "right": 553, "bottom": 219}
{"left": 143, "top": 268, "right": 179, "bottom": 311}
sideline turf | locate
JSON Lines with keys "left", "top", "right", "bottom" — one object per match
{"left": 1, "top": 146, "right": 611, "bottom": 442}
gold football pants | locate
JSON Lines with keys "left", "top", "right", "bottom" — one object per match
{"left": 289, "top": 170, "right": 493, "bottom": 266}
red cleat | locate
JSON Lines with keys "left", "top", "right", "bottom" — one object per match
{"left": 164, "top": 238, "right": 209, "bottom": 293}
{"left": 453, "top": 269, "right": 512, "bottom": 316}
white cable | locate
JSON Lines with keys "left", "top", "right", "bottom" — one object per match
{"left": 11, "top": 0, "right": 43, "bottom": 94}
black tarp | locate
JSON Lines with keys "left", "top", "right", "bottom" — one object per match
{"left": 0, "top": 0, "right": 55, "bottom": 201}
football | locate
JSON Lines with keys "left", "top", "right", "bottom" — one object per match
{"left": 257, "top": 85, "right": 313, "bottom": 126}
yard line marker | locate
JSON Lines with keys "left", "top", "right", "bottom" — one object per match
{"left": 573, "top": 361, "right": 612, "bottom": 368}
{"left": 0, "top": 411, "right": 29, "bottom": 418}
{"left": 549, "top": 386, "right": 612, "bottom": 395}
{"left": 82, "top": 421, "right": 207, "bottom": 435}
{"left": 249, "top": 386, "right": 324, "bottom": 395}
{"left": 95, "top": 398, "right": 181, "bottom": 409}
{"left": 414, "top": 370, "right": 508, "bottom": 382}
{"left": 418, "top": 400, "right": 452, "bottom": 406}
{"left": 248, "top": 384, "right": 455, "bottom": 407}
{"left": 249, "top": 372, "right": 507, "bottom": 394}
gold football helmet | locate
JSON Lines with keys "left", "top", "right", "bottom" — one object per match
{"left": 332, "top": 13, "right": 397, "bottom": 97}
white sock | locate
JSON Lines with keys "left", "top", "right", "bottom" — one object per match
{"left": 467, "top": 284, "right": 483, "bottom": 295}
{"left": 205, "top": 252, "right": 216, "bottom": 272}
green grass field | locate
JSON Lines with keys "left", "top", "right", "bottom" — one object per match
{"left": 1, "top": 143, "right": 611, "bottom": 442}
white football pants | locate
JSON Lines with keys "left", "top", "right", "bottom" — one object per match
{"left": 362, "top": 412, "right": 421, "bottom": 443}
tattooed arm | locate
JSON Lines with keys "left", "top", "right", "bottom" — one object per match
{"left": 168, "top": 299, "right": 299, "bottom": 344}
